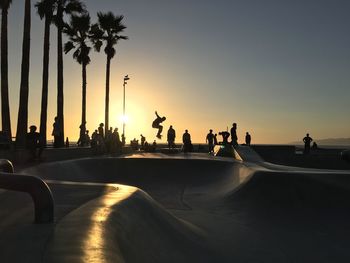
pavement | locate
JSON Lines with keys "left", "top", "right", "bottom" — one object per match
{"left": 0, "top": 148, "right": 350, "bottom": 262}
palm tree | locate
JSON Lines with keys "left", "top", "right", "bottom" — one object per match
{"left": 64, "top": 13, "right": 91, "bottom": 143}
{"left": 54, "top": 0, "right": 84, "bottom": 147}
{"left": 0, "top": 0, "right": 12, "bottom": 141}
{"left": 36, "top": 0, "right": 54, "bottom": 146}
{"left": 16, "top": 0, "right": 31, "bottom": 148}
{"left": 90, "top": 12, "right": 128, "bottom": 131}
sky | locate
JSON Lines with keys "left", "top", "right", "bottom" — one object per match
{"left": 2, "top": 0, "right": 350, "bottom": 144}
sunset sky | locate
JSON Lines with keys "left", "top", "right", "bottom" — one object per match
{"left": 3, "top": 0, "right": 350, "bottom": 144}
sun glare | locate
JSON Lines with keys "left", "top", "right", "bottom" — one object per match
{"left": 120, "top": 115, "right": 129, "bottom": 124}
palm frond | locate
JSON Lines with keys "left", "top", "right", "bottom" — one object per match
{"left": 93, "top": 11, "right": 128, "bottom": 57}
{"left": 92, "top": 40, "right": 103, "bottom": 52}
{"left": 64, "top": 0, "right": 85, "bottom": 15}
{"left": 64, "top": 41, "right": 75, "bottom": 54}
{"left": 118, "top": 35, "right": 129, "bottom": 41}
{"left": 71, "top": 13, "right": 90, "bottom": 33}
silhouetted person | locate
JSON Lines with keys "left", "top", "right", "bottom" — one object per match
{"left": 121, "top": 134, "right": 126, "bottom": 146}
{"left": 52, "top": 116, "right": 61, "bottom": 148}
{"left": 26, "top": 125, "right": 43, "bottom": 160}
{"left": 131, "top": 138, "right": 139, "bottom": 150}
{"left": 167, "top": 125, "right": 176, "bottom": 149}
{"left": 105, "top": 127, "right": 113, "bottom": 152}
{"left": 143, "top": 141, "right": 149, "bottom": 151}
{"left": 303, "top": 133, "right": 313, "bottom": 154}
{"left": 111, "top": 128, "right": 121, "bottom": 154}
{"left": 219, "top": 131, "right": 230, "bottom": 145}
{"left": 152, "top": 111, "right": 166, "bottom": 139}
{"left": 152, "top": 140, "right": 157, "bottom": 151}
{"left": 98, "top": 123, "right": 104, "bottom": 138}
{"left": 91, "top": 130, "right": 98, "bottom": 149}
{"left": 312, "top": 141, "right": 318, "bottom": 150}
{"left": 245, "top": 132, "right": 251, "bottom": 146}
{"left": 85, "top": 130, "right": 91, "bottom": 146}
{"left": 206, "top": 129, "right": 215, "bottom": 153}
{"left": 182, "top": 130, "right": 193, "bottom": 153}
{"left": 214, "top": 134, "right": 218, "bottom": 145}
{"left": 78, "top": 122, "right": 87, "bottom": 147}
{"left": 77, "top": 130, "right": 89, "bottom": 147}
{"left": 230, "top": 123, "right": 238, "bottom": 146}
{"left": 140, "top": 134, "right": 146, "bottom": 149}
{"left": 65, "top": 137, "right": 69, "bottom": 148}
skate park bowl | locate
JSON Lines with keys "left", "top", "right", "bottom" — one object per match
{"left": 1, "top": 148, "right": 350, "bottom": 262}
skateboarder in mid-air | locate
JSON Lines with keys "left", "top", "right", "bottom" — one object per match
{"left": 152, "top": 111, "right": 166, "bottom": 139}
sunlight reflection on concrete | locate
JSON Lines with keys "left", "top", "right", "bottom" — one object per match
{"left": 82, "top": 185, "right": 137, "bottom": 263}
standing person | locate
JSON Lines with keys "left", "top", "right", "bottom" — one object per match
{"left": 152, "top": 140, "right": 157, "bottom": 151}
{"left": 214, "top": 133, "right": 218, "bottom": 146}
{"left": 91, "top": 129, "right": 98, "bottom": 149}
{"left": 303, "top": 133, "right": 313, "bottom": 154}
{"left": 112, "top": 128, "right": 121, "bottom": 154}
{"left": 230, "top": 123, "right": 238, "bottom": 146}
{"left": 78, "top": 122, "right": 86, "bottom": 146}
{"left": 26, "top": 125, "right": 43, "bottom": 160}
{"left": 84, "top": 130, "right": 91, "bottom": 146}
{"left": 182, "top": 129, "right": 193, "bottom": 153}
{"left": 206, "top": 129, "right": 215, "bottom": 153}
{"left": 105, "top": 127, "right": 113, "bottom": 152}
{"left": 152, "top": 111, "right": 166, "bottom": 139}
{"left": 245, "top": 132, "right": 251, "bottom": 146}
{"left": 52, "top": 116, "right": 61, "bottom": 148}
{"left": 140, "top": 134, "right": 146, "bottom": 149}
{"left": 167, "top": 125, "right": 176, "bottom": 149}
{"left": 98, "top": 123, "right": 104, "bottom": 139}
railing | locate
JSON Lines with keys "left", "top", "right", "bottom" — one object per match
{"left": 0, "top": 159, "right": 54, "bottom": 224}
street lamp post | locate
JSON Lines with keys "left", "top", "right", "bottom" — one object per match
{"left": 122, "top": 75, "right": 130, "bottom": 144}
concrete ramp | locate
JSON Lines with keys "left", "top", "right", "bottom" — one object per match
{"left": 45, "top": 185, "right": 217, "bottom": 263}
{"left": 2, "top": 153, "right": 350, "bottom": 262}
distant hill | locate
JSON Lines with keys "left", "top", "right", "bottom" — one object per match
{"left": 290, "top": 138, "right": 350, "bottom": 146}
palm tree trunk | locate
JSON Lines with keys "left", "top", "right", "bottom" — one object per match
{"left": 16, "top": 0, "right": 31, "bottom": 148}
{"left": 39, "top": 14, "right": 51, "bottom": 147}
{"left": 80, "top": 62, "right": 87, "bottom": 140}
{"left": 56, "top": 0, "right": 64, "bottom": 147}
{"left": 1, "top": 7, "right": 11, "bottom": 141}
{"left": 105, "top": 56, "right": 111, "bottom": 131}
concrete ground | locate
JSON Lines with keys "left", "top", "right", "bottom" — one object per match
{"left": 0, "top": 147, "right": 350, "bottom": 262}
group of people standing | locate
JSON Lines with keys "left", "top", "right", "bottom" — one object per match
{"left": 152, "top": 112, "right": 252, "bottom": 154}
{"left": 205, "top": 123, "right": 251, "bottom": 153}
{"left": 76, "top": 122, "right": 123, "bottom": 154}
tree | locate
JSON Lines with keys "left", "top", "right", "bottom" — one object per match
{"left": 16, "top": 0, "right": 31, "bottom": 148}
{"left": 36, "top": 0, "right": 55, "bottom": 146}
{"left": 0, "top": 0, "right": 13, "bottom": 141}
{"left": 90, "top": 12, "right": 128, "bottom": 131}
{"left": 54, "top": 0, "right": 84, "bottom": 147}
{"left": 64, "top": 13, "right": 91, "bottom": 144}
